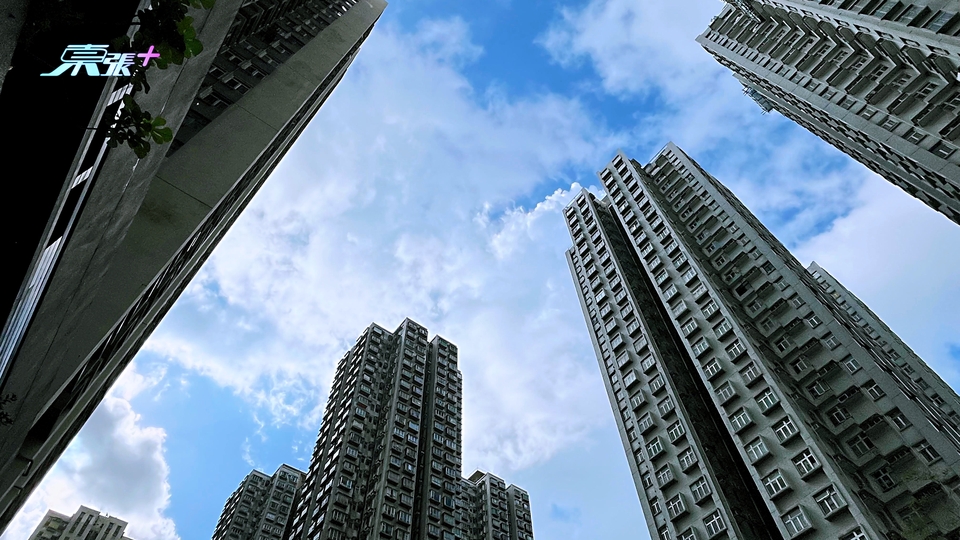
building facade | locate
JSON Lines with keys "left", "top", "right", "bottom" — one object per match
{"left": 212, "top": 464, "right": 305, "bottom": 540}
{"left": 697, "top": 0, "right": 960, "bottom": 225}
{"left": 28, "top": 506, "right": 133, "bottom": 540}
{"left": 459, "top": 471, "right": 534, "bottom": 540}
{"left": 286, "top": 319, "right": 533, "bottom": 540}
{"left": 564, "top": 144, "right": 960, "bottom": 539}
{"left": 0, "top": 0, "right": 386, "bottom": 531}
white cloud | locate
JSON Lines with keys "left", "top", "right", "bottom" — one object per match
{"left": 538, "top": 0, "right": 717, "bottom": 98}
{"left": 412, "top": 17, "right": 484, "bottom": 66}
{"left": 794, "top": 175, "right": 960, "bottom": 387}
{"left": 144, "top": 19, "right": 623, "bottom": 473}
{"left": 538, "top": 0, "right": 870, "bottom": 245}
{"left": 2, "top": 364, "right": 177, "bottom": 540}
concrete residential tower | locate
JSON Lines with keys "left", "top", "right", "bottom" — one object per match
{"left": 697, "top": 0, "right": 960, "bottom": 225}
{"left": 564, "top": 144, "right": 960, "bottom": 539}
{"left": 28, "top": 506, "right": 133, "bottom": 540}
{"left": 287, "top": 319, "right": 534, "bottom": 540}
{"left": 0, "top": 0, "right": 385, "bottom": 530}
{"left": 460, "top": 471, "right": 534, "bottom": 540}
{"left": 212, "top": 464, "right": 305, "bottom": 540}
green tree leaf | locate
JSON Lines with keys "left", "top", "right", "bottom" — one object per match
{"left": 183, "top": 38, "right": 203, "bottom": 57}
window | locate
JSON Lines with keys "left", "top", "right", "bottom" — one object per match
{"left": 889, "top": 409, "right": 911, "bottom": 430}
{"left": 759, "top": 318, "right": 776, "bottom": 332}
{"left": 703, "top": 510, "right": 726, "bottom": 537}
{"left": 650, "top": 497, "right": 662, "bottom": 515}
{"left": 730, "top": 408, "right": 752, "bottom": 432}
{"left": 691, "top": 477, "right": 712, "bottom": 502}
{"left": 823, "top": 334, "right": 840, "bottom": 349}
{"left": 678, "top": 529, "right": 697, "bottom": 540}
{"left": 668, "top": 421, "right": 686, "bottom": 442}
{"left": 656, "top": 465, "right": 675, "bottom": 487}
{"left": 630, "top": 393, "right": 646, "bottom": 410}
{"left": 692, "top": 339, "right": 710, "bottom": 357}
{"left": 848, "top": 434, "right": 874, "bottom": 457}
{"left": 716, "top": 382, "right": 737, "bottom": 403}
{"left": 642, "top": 473, "right": 653, "bottom": 488}
{"left": 842, "top": 355, "right": 861, "bottom": 374}
{"left": 692, "top": 283, "right": 708, "bottom": 298}
{"left": 774, "top": 417, "right": 799, "bottom": 443}
{"left": 872, "top": 467, "right": 895, "bottom": 491}
{"left": 756, "top": 389, "right": 780, "bottom": 413}
{"left": 805, "top": 314, "right": 821, "bottom": 328}
{"left": 781, "top": 507, "right": 810, "bottom": 536}
{"left": 791, "top": 357, "right": 809, "bottom": 374}
{"left": 740, "top": 363, "right": 762, "bottom": 385}
{"left": 932, "top": 141, "right": 957, "bottom": 159}
{"left": 638, "top": 355, "right": 657, "bottom": 372}
{"left": 726, "top": 340, "right": 746, "bottom": 359}
{"left": 664, "top": 284, "right": 679, "bottom": 298}
{"left": 667, "top": 494, "right": 687, "bottom": 519}
{"left": 745, "top": 438, "right": 769, "bottom": 462}
{"left": 840, "top": 529, "right": 868, "bottom": 540}
{"left": 827, "top": 406, "right": 849, "bottom": 426}
{"left": 679, "top": 448, "right": 698, "bottom": 471}
{"left": 681, "top": 319, "right": 699, "bottom": 336}
{"left": 713, "top": 319, "right": 732, "bottom": 337}
{"left": 658, "top": 397, "right": 675, "bottom": 416}
{"left": 915, "top": 441, "right": 941, "bottom": 463}
{"left": 702, "top": 359, "right": 723, "bottom": 380}
{"left": 865, "top": 381, "right": 885, "bottom": 400}
{"left": 763, "top": 470, "right": 789, "bottom": 497}
{"left": 646, "top": 437, "right": 665, "bottom": 459}
{"left": 807, "top": 379, "right": 829, "bottom": 399}
{"left": 815, "top": 486, "right": 845, "bottom": 516}
{"left": 775, "top": 337, "right": 793, "bottom": 353}
{"left": 793, "top": 449, "right": 820, "bottom": 477}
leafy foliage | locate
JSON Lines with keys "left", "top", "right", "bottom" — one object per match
{"left": 107, "top": 96, "right": 174, "bottom": 158}
{"left": 106, "top": 0, "right": 215, "bottom": 156}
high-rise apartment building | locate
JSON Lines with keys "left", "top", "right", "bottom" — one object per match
{"left": 564, "top": 143, "right": 960, "bottom": 539}
{"left": 287, "top": 319, "right": 534, "bottom": 540}
{"left": 459, "top": 471, "right": 534, "bottom": 540}
{"left": 0, "top": 0, "right": 385, "bottom": 531}
{"left": 212, "top": 464, "right": 305, "bottom": 540}
{"left": 697, "top": 0, "right": 960, "bottom": 225}
{"left": 27, "top": 506, "right": 133, "bottom": 540}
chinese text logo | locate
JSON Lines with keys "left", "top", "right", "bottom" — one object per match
{"left": 41, "top": 44, "right": 161, "bottom": 77}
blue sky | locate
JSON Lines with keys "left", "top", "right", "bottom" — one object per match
{"left": 6, "top": 1, "right": 960, "bottom": 539}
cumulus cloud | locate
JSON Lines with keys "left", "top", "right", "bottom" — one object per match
{"left": 143, "top": 19, "right": 624, "bottom": 473}
{"left": 794, "top": 175, "right": 960, "bottom": 387}
{"left": 2, "top": 364, "right": 177, "bottom": 540}
{"left": 538, "top": 0, "right": 872, "bottom": 245}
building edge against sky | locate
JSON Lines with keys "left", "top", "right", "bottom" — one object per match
{"left": 698, "top": 0, "right": 960, "bottom": 226}
{"left": 0, "top": 0, "right": 386, "bottom": 533}
{"left": 211, "top": 464, "right": 305, "bottom": 540}
{"left": 286, "top": 318, "right": 533, "bottom": 540}
{"left": 564, "top": 144, "right": 960, "bottom": 539}
{"left": 27, "top": 505, "right": 134, "bottom": 540}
